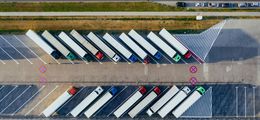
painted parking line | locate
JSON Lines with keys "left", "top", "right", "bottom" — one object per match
{"left": 0, "top": 58, "right": 5, "bottom": 64}
{"left": 191, "top": 56, "right": 202, "bottom": 64}
{"left": 81, "top": 57, "right": 89, "bottom": 65}
{"left": 158, "top": 51, "right": 173, "bottom": 64}
{"left": 93, "top": 86, "right": 128, "bottom": 117}
{"left": 236, "top": 86, "right": 238, "bottom": 118}
{"left": 0, "top": 86, "right": 4, "bottom": 91}
{"left": 253, "top": 87, "right": 256, "bottom": 118}
{"left": 0, "top": 46, "right": 19, "bottom": 64}
{"left": 244, "top": 87, "right": 247, "bottom": 118}
{"left": 147, "top": 54, "right": 159, "bottom": 64}
{"left": 0, "top": 86, "right": 32, "bottom": 114}
{"left": 0, "top": 35, "right": 33, "bottom": 64}
{"left": 106, "top": 86, "right": 139, "bottom": 117}
{"left": 0, "top": 86, "right": 18, "bottom": 103}
{"left": 13, "top": 35, "right": 47, "bottom": 64}
{"left": 181, "top": 58, "right": 188, "bottom": 64}
{"left": 11, "top": 86, "right": 46, "bottom": 115}
{"left": 55, "top": 87, "right": 85, "bottom": 114}
{"left": 25, "top": 85, "right": 59, "bottom": 116}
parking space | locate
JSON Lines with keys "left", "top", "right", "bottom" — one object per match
{"left": 212, "top": 84, "right": 256, "bottom": 117}
{"left": 0, "top": 85, "right": 41, "bottom": 116}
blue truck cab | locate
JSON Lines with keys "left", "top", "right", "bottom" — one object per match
{"left": 154, "top": 52, "right": 162, "bottom": 60}
{"left": 129, "top": 55, "right": 138, "bottom": 63}
{"left": 110, "top": 87, "right": 118, "bottom": 96}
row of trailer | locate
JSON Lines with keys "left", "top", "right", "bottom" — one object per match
{"left": 25, "top": 28, "right": 192, "bottom": 64}
{"left": 42, "top": 85, "right": 206, "bottom": 118}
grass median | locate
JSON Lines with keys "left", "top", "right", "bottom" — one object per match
{"left": 0, "top": 16, "right": 221, "bottom": 34}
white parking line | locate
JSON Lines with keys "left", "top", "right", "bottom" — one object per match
{"left": 181, "top": 58, "right": 188, "bottom": 64}
{"left": 0, "top": 46, "right": 19, "bottom": 64}
{"left": 0, "top": 58, "right": 5, "bottom": 64}
{"left": 107, "top": 86, "right": 139, "bottom": 117}
{"left": 68, "top": 59, "right": 74, "bottom": 64}
{"left": 192, "top": 56, "right": 201, "bottom": 64}
{"left": 253, "top": 86, "right": 256, "bottom": 118}
{"left": 11, "top": 86, "right": 46, "bottom": 115}
{"left": 244, "top": 87, "right": 247, "bottom": 118}
{"left": 0, "top": 35, "right": 33, "bottom": 64}
{"left": 0, "top": 86, "right": 18, "bottom": 103}
{"left": 0, "top": 86, "right": 5, "bottom": 91}
{"left": 56, "top": 87, "right": 84, "bottom": 114}
{"left": 148, "top": 54, "right": 159, "bottom": 64}
{"left": 236, "top": 86, "right": 238, "bottom": 118}
{"left": 93, "top": 86, "right": 128, "bottom": 117}
{"left": 50, "top": 55, "right": 61, "bottom": 64}
{"left": 25, "top": 85, "right": 59, "bottom": 116}
{"left": 81, "top": 57, "right": 89, "bottom": 64}
{"left": 0, "top": 86, "right": 32, "bottom": 114}
{"left": 159, "top": 51, "right": 173, "bottom": 64}
{"left": 13, "top": 35, "right": 47, "bottom": 64}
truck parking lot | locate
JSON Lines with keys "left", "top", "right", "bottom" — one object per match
{"left": 0, "top": 84, "right": 258, "bottom": 119}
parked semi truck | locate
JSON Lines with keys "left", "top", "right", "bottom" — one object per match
{"left": 58, "top": 32, "right": 91, "bottom": 60}
{"left": 158, "top": 86, "right": 191, "bottom": 118}
{"left": 103, "top": 33, "right": 138, "bottom": 63}
{"left": 159, "top": 28, "right": 192, "bottom": 59}
{"left": 41, "top": 30, "right": 76, "bottom": 60}
{"left": 128, "top": 30, "right": 162, "bottom": 60}
{"left": 84, "top": 87, "right": 118, "bottom": 118}
{"left": 70, "top": 86, "right": 104, "bottom": 117}
{"left": 172, "top": 86, "right": 206, "bottom": 118}
{"left": 128, "top": 87, "right": 161, "bottom": 118}
{"left": 147, "top": 32, "right": 181, "bottom": 62}
{"left": 42, "top": 87, "right": 77, "bottom": 117}
{"left": 146, "top": 85, "right": 179, "bottom": 116}
{"left": 113, "top": 86, "right": 147, "bottom": 118}
{"left": 119, "top": 33, "right": 150, "bottom": 64}
{"left": 70, "top": 30, "right": 104, "bottom": 60}
{"left": 87, "top": 32, "right": 121, "bottom": 62}
{"left": 26, "top": 29, "right": 60, "bottom": 59}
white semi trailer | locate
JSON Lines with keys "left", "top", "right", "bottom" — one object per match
{"left": 70, "top": 86, "right": 104, "bottom": 117}
{"left": 146, "top": 85, "right": 179, "bottom": 116}
{"left": 58, "top": 32, "right": 91, "bottom": 60}
{"left": 41, "top": 30, "right": 76, "bottom": 60}
{"left": 158, "top": 86, "right": 191, "bottom": 118}
{"left": 26, "top": 29, "right": 60, "bottom": 59}
{"left": 128, "top": 30, "right": 162, "bottom": 60}
{"left": 119, "top": 33, "right": 149, "bottom": 64}
{"left": 172, "top": 86, "right": 206, "bottom": 118}
{"left": 103, "top": 33, "right": 138, "bottom": 63}
{"left": 70, "top": 30, "right": 104, "bottom": 60}
{"left": 147, "top": 31, "right": 181, "bottom": 62}
{"left": 87, "top": 32, "right": 121, "bottom": 62}
{"left": 84, "top": 87, "right": 118, "bottom": 118}
{"left": 42, "top": 87, "right": 77, "bottom": 117}
{"left": 159, "top": 28, "right": 192, "bottom": 59}
{"left": 128, "top": 87, "right": 161, "bottom": 118}
{"left": 113, "top": 86, "right": 147, "bottom": 118}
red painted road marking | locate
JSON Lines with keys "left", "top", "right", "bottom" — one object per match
{"left": 189, "top": 66, "right": 197, "bottom": 73}
{"left": 39, "top": 65, "right": 47, "bottom": 73}
{"left": 39, "top": 77, "right": 47, "bottom": 84}
{"left": 189, "top": 77, "right": 198, "bottom": 86}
